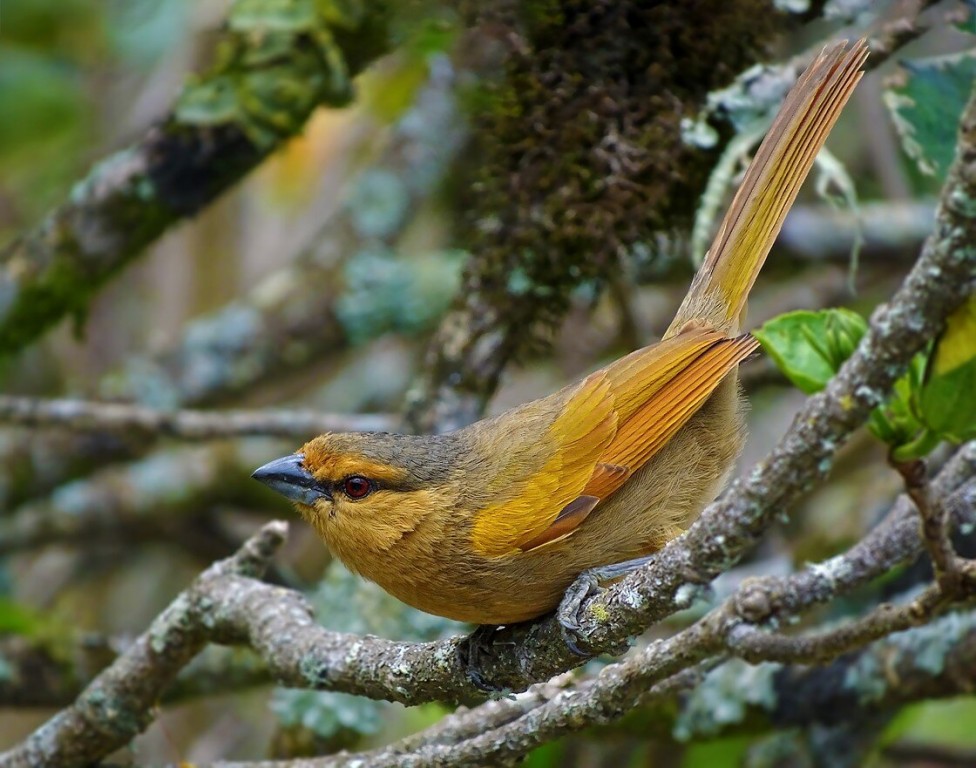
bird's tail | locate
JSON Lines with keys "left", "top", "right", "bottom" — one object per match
{"left": 667, "top": 39, "right": 868, "bottom": 338}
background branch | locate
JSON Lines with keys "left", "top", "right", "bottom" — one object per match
{"left": 0, "top": 2, "right": 392, "bottom": 358}
{"left": 0, "top": 395, "right": 395, "bottom": 441}
{"left": 0, "top": 522, "right": 287, "bottom": 768}
{"left": 0, "top": 58, "right": 460, "bottom": 511}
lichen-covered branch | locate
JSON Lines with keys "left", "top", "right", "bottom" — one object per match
{"left": 0, "top": 395, "right": 395, "bottom": 441}
{"left": 0, "top": 635, "right": 269, "bottom": 709}
{"left": 894, "top": 456, "right": 963, "bottom": 593}
{"left": 0, "top": 0, "right": 392, "bottom": 358}
{"left": 100, "top": 56, "right": 462, "bottom": 410}
{"left": 4, "top": 451, "right": 973, "bottom": 766}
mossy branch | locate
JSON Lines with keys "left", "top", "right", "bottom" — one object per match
{"left": 0, "top": 0, "right": 391, "bottom": 358}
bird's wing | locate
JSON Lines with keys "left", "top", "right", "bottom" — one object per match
{"left": 469, "top": 370, "right": 617, "bottom": 557}
{"left": 581, "top": 331, "right": 759, "bottom": 500}
{"left": 469, "top": 328, "right": 757, "bottom": 557}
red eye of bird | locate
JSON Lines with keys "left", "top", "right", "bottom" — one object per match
{"left": 342, "top": 476, "right": 373, "bottom": 499}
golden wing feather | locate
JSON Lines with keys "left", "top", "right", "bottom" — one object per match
{"left": 471, "top": 330, "right": 751, "bottom": 556}
{"left": 469, "top": 372, "right": 617, "bottom": 557}
{"left": 581, "top": 335, "right": 758, "bottom": 500}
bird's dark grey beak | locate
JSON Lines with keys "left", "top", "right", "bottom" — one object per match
{"left": 251, "top": 454, "right": 331, "bottom": 505}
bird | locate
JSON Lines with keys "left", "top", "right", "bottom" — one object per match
{"left": 253, "top": 41, "right": 867, "bottom": 633}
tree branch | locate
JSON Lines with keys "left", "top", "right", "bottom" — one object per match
{"left": 3, "top": 453, "right": 972, "bottom": 765}
{"left": 0, "top": 1, "right": 391, "bottom": 357}
{"left": 0, "top": 395, "right": 395, "bottom": 441}
{"left": 0, "top": 522, "right": 287, "bottom": 768}
{"left": 0, "top": 439, "right": 289, "bottom": 555}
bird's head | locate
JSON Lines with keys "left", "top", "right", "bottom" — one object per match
{"left": 251, "top": 432, "right": 461, "bottom": 558}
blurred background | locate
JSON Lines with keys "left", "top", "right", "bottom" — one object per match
{"left": 0, "top": 0, "right": 973, "bottom": 765}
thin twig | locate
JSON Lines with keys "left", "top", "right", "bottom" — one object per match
{"left": 893, "top": 457, "right": 963, "bottom": 593}
{"left": 0, "top": 395, "right": 396, "bottom": 441}
{"left": 727, "top": 584, "right": 970, "bottom": 665}
{"left": 0, "top": 440, "right": 287, "bottom": 556}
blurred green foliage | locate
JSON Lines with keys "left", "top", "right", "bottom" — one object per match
{"left": 0, "top": 0, "right": 188, "bottom": 229}
{"left": 682, "top": 735, "right": 752, "bottom": 767}
{"left": 883, "top": 697, "right": 976, "bottom": 751}
{"left": 0, "top": 597, "right": 43, "bottom": 635}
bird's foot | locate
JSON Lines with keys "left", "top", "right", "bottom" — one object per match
{"left": 557, "top": 571, "right": 600, "bottom": 657}
{"left": 457, "top": 624, "right": 508, "bottom": 694}
{"left": 557, "top": 555, "right": 657, "bottom": 656}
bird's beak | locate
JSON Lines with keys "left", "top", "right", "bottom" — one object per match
{"left": 251, "top": 454, "right": 331, "bottom": 505}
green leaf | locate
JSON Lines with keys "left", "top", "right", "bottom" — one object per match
{"left": 884, "top": 49, "right": 976, "bottom": 179}
{"left": 753, "top": 308, "right": 867, "bottom": 394}
{"left": 0, "top": 49, "right": 87, "bottom": 161}
{"left": 918, "top": 294, "right": 976, "bottom": 443}
{"left": 756, "top": 308, "right": 945, "bottom": 460}
{"left": 920, "top": 363, "right": 976, "bottom": 442}
{"left": 867, "top": 353, "right": 928, "bottom": 460}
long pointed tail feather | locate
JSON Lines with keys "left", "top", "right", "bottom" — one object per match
{"left": 668, "top": 39, "right": 868, "bottom": 336}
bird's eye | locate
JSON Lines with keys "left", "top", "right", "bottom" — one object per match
{"left": 342, "top": 476, "right": 373, "bottom": 499}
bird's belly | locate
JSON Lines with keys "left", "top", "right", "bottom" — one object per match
{"left": 357, "top": 545, "right": 577, "bottom": 625}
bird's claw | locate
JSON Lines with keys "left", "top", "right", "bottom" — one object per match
{"left": 558, "top": 554, "right": 658, "bottom": 655}
{"left": 557, "top": 570, "right": 601, "bottom": 658}
{"left": 457, "top": 624, "right": 507, "bottom": 694}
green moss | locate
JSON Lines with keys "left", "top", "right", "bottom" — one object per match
{"left": 175, "top": 0, "right": 366, "bottom": 149}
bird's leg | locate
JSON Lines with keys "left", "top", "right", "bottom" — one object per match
{"left": 557, "top": 554, "right": 657, "bottom": 655}
{"left": 457, "top": 624, "right": 510, "bottom": 694}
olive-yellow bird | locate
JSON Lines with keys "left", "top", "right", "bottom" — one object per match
{"left": 254, "top": 41, "right": 867, "bottom": 628}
